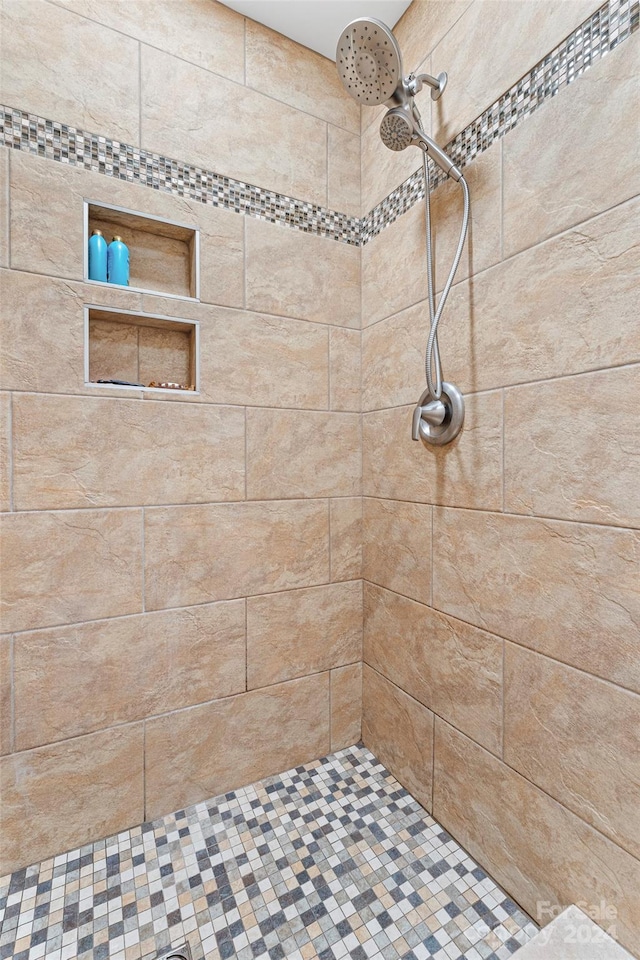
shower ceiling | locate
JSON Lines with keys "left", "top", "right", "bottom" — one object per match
{"left": 218, "top": 0, "right": 412, "bottom": 59}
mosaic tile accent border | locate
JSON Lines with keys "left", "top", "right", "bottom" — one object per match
{"left": 0, "top": 744, "right": 538, "bottom": 960}
{"left": 0, "top": 0, "right": 636, "bottom": 249}
{"left": 361, "top": 0, "right": 638, "bottom": 242}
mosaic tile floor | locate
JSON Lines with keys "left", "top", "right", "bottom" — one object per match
{"left": 0, "top": 745, "right": 538, "bottom": 960}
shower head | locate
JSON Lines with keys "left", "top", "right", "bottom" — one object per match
{"left": 380, "top": 108, "right": 413, "bottom": 151}
{"left": 335, "top": 17, "right": 403, "bottom": 106}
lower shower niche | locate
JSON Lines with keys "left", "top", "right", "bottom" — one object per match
{"left": 85, "top": 306, "right": 200, "bottom": 394}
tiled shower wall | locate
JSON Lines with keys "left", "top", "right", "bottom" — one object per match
{"left": 0, "top": 0, "right": 363, "bottom": 876}
{"left": 1, "top": 0, "right": 639, "bottom": 953}
{"left": 360, "top": 0, "right": 640, "bottom": 955}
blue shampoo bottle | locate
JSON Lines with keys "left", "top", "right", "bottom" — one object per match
{"left": 88, "top": 229, "right": 107, "bottom": 282}
{"left": 107, "top": 235, "right": 130, "bottom": 286}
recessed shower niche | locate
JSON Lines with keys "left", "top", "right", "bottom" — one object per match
{"left": 83, "top": 201, "right": 200, "bottom": 300}
{"left": 85, "top": 306, "right": 200, "bottom": 394}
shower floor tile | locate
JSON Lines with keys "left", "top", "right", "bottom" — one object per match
{"left": 0, "top": 744, "right": 538, "bottom": 960}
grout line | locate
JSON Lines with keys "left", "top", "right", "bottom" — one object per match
{"left": 9, "top": 634, "right": 15, "bottom": 753}
{"left": 425, "top": 712, "right": 640, "bottom": 869}
{"left": 11, "top": 662, "right": 363, "bottom": 759}
{"left": 4, "top": 493, "right": 638, "bottom": 532}
{"left": 7, "top": 392, "right": 14, "bottom": 512}
{"left": 325, "top": 123, "right": 329, "bottom": 209}
{"left": 431, "top": 710, "right": 436, "bottom": 813}
{"left": 363, "top": 578, "right": 640, "bottom": 700}
{"left": 140, "top": 507, "right": 146, "bottom": 613}
{"left": 430, "top": 505, "right": 434, "bottom": 607}
{"left": 244, "top": 598, "right": 248, "bottom": 692}
{"left": 499, "top": 136, "right": 504, "bottom": 261}
{"left": 5, "top": 148, "right": 10, "bottom": 267}
{"left": 501, "top": 640, "right": 506, "bottom": 760}
{"left": 327, "top": 327, "right": 332, "bottom": 411}
{"left": 501, "top": 388, "right": 506, "bottom": 513}
{"left": 242, "top": 215, "right": 247, "bottom": 309}
{"left": 142, "top": 720, "right": 146, "bottom": 822}
{"left": 242, "top": 16, "right": 247, "bottom": 86}
{"left": 329, "top": 664, "right": 333, "bottom": 751}
{"left": 138, "top": 41, "right": 143, "bottom": 148}
{"left": 244, "top": 406, "right": 248, "bottom": 501}
{"left": 7, "top": 579, "right": 364, "bottom": 640}
{"left": 327, "top": 498, "right": 333, "bottom": 582}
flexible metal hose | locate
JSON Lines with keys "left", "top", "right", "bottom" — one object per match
{"left": 422, "top": 149, "right": 469, "bottom": 400}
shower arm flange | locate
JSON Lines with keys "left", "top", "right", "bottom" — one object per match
{"left": 407, "top": 71, "right": 448, "bottom": 101}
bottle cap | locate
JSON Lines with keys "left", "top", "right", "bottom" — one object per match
{"left": 112, "top": 235, "right": 123, "bottom": 242}
{"left": 91, "top": 229, "right": 103, "bottom": 236}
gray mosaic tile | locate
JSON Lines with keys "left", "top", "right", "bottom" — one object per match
{"left": 0, "top": 744, "right": 537, "bottom": 960}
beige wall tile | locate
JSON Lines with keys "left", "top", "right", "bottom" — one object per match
{"left": 362, "top": 395, "right": 503, "bottom": 511}
{"left": 433, "top": 720, "right": 640, "bottom": 955}
{"left": 505, "top": 366, "right": 640, "bottom": 528}
{"left": 9, "top": 152, "right": 244, "bottom": 308}
{"left": 504, "top": 644, "right": 640, "bottom": 859}
{"left": 0, "top": 270, "right": 143, "bottom": 396}
{"left": 14, "top": 601, "right": 246, "bottom": 750}
{"left": 145, "top": 673, "right": 330, "bottom": 819}
{"left": 330, "top": 498, "right": 363, "bottom": 582}
{"left": 0, "top": 724, "right": 144, "bottom": 875}
{"left": 431, "top": 0, "right": 596, "bottom": 144}
{"left": 439, "top": 197, "right": 640, "bottom": 393}
{"left": 328, "top": 126, "right": 361, "bottom": 217}
{"left": 330, "top": 328, "right": 361, "bottom": 412}
{"left": 89, "top": 318, "right": 139, "bottom": 384}
{"left": 55, "top": 0, "right": 245, "bottom": 82}
{"left": 0, "top": 636, "right": 11, "bottom": 755}
{"left": 246, "top": 218, "right": 360, "bottom": 328}
{"left": 246, "top": 20, "right": 360, "bottom": 135}
{"left": 0, "top": 393, "right": 10, "bottom": 512}
{"left": 363, "top": 498, "right": 432, "bottom": 605}
{"left": 144, "top": 500, "right": 329, "bottom": 610}
{"left": 137, "top": 326, "right": 191, "bottom": 386}
{"left": 362, "top": 303, "right": 424, "bottom": 410}
{"left": 362, "top": 202, "right": 427, "bottom": 328}
{"left": 394, "top": 0, "right": 474, "bottom": 80}
{"left": 503, "top": 37, "right": 640, "bottom": 257}
{"left": 247, "top": 581, "right": 362, "bottom": 689}
{"left": 433, "top": 508, "right": 640, "bottom": 694}
{"left": 12, "top": 394, "right": 245, "bottom": 509}
{"left": 364, "top": 583, "right": 502, "bottom": 754}
{"left": 429, "top": 139, "right": 502, "bottom": 289}
{"left": 198, "top": 306, "right": 329, "bottom": 408}
{"left": 362, "top": 665, "right": 433, "bottom": 812}
{"left": 331, "top": 663, "right": 362, "bottom": 751}
{"left": 0, "top": 148, "right": 8, "bottom": 268}
{"left": 0, "top": 0, "right": 139, "bottom": 142}
{"left": 247, "top": 409, "right": 361, "bottom": 500}
{"left": 0, "top": 508, "right": 143, "bottom": 633}
{"left": 141, "top": 46, "right": 327, "bottom": 205}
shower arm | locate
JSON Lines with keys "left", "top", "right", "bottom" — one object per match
{"left": 406, "top": 71, "right": 448, "bottom": 101}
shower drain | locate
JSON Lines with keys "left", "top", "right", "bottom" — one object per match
{"left": 149, "top": 943, "right": 193, "bottom": 960}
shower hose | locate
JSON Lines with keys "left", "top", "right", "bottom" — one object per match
{"left": 422, "top": 149, "right": 470, "bottom": 401}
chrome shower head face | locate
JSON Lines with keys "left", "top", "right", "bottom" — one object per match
{"left": 336, "top": 17, "right": 403, "bottom": 106}
{"left": 380, "top": 108, "right": 414, "bottom": 151}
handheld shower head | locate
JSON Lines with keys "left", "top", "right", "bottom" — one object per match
{"left": 380, "top": 109, "right": 413, "bottom": 151}
{"left": 335, "top": 17, "right": 403, "bottom": 105}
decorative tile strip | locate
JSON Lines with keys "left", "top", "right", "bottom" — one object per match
{"left": 0, "top": 106, "right": 361, "bottom": 247}
{"left": 0, "top": 0, "right": 636, "bottom": 248}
